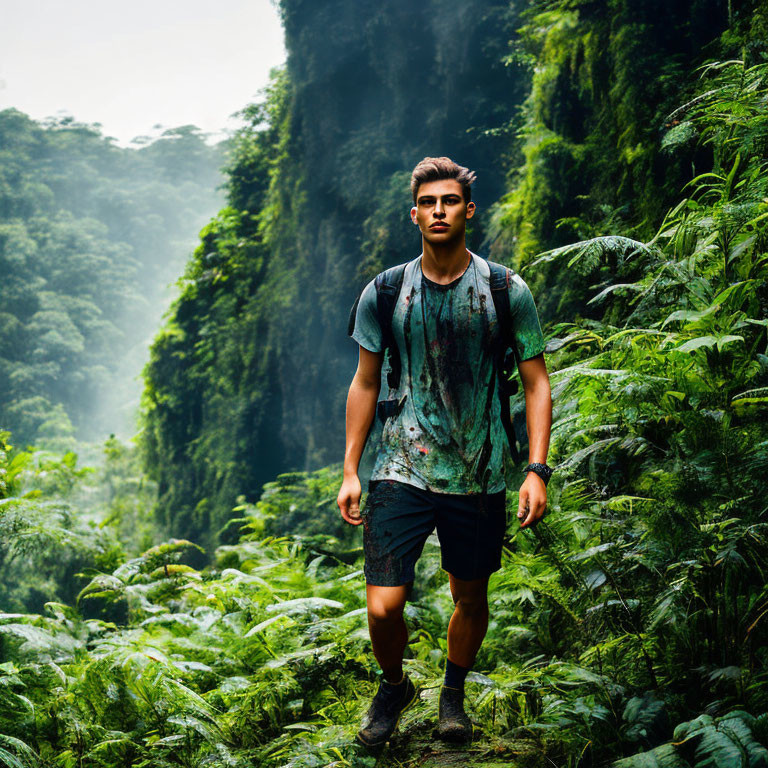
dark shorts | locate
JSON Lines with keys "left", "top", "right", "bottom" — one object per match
{"left": 360, "top": 479, "right": 508, "bottom": 587}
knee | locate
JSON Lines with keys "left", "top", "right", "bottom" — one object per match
{"left": 367, "top": 598, "right": 405, "bottom": 623}
{"left": 453, "top": 594, "right": 489, "bottom": 619}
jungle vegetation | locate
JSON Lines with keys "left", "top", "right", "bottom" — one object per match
{"left": 0, "top": 0, "right": 766, "bottom": 766}
{"left": 139, "top": 0, "right": 765, "bottom": 551}
{"left": 0, "top": 112, "right": 226, "bottom": 449}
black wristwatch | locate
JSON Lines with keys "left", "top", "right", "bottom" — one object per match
{"left": 523, "top": 462, "right": 554, "bottom": 486}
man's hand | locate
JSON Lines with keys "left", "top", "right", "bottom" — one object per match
{"left": 338, "top": 474, "right": 363, "bottom": 525}
{"left": 517, "top": 472, "right": 547, "bottom": 529}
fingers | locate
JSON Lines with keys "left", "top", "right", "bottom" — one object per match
{"left": 517, "top": 491, "right": 528, "bottom": 521}
{"left": 517, "top": 490, "right": 547, "bottom": 530}
{"left": 338, "top": 493, "right": 364, "bottom": 526}
{"left": 519, "top": 501, "right": 546, "bottom": 529}
{"left": 345, "top": 508, "right": 363, "bottom": 525}
{"left": 519, "top": 502, "right": 534, "bottom": 528}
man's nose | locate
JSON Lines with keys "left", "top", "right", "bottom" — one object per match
{"left": 434, "top": 202, "right": 445, "bottom": 216}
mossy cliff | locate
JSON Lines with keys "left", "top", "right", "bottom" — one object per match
{"left": 139, "top": 0, "right": 766, "bottom": 549}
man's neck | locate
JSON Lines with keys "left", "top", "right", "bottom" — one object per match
{"left": 421, "top": 238, "right": 471, "bottom": 285}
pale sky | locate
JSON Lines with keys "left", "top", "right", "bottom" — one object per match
{"left": 0, "top": 0, "right": 287, "bottom": 147}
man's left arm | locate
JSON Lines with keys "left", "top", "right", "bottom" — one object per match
{"left": 516, "top": 353, "right": 552, "bottom": 529}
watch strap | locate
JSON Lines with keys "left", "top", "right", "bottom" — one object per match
{"left": 523, "top": 462, "right": 553, "bottom": 486}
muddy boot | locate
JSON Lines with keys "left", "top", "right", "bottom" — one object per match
{"left": 435, "top": 684, "right": 473, "bottom": 743}
{"left": 356, "top": 674, "right": 419, "bottom": 748}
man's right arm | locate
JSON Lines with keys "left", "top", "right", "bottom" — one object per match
{"left": 337, "top": 345, "right": 383, "bottom": 525}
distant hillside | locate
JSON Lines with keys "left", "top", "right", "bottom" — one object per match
{"left": 0, "top": 112, "right": 226, "bottom": 447}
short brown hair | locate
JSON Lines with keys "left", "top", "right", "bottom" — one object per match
{"left": 410, "top": 156, "right": 476, "bottom": 205}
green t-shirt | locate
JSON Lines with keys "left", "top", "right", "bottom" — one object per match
{"left": 352, "top": 251, "right": 546, "bottom": 495}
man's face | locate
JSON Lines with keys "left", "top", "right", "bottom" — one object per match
{"left": 410, "top": 179, "right": 475, "bottom": 243}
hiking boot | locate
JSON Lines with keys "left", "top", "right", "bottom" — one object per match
{"left": 435, "top": 685, "right": 473, "bottom": 743}
{"left": 356, "top": 674, "right": 419, "bottom": 748}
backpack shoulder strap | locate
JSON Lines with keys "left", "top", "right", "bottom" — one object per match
{"left": 346, "top": 262, "right": 407, "bottom": 339}
{"left": 487, "top": 260, "right": 513, "bottom": 345}
{"left": 347, "top": 262, "right": 407, "bottom": 389}
{"left": 347, "top": 294, "right": 361, "bottom": 337}
{"left": 486, "top": 260, "right": 521, "bottom": 462}
{"left": 375, "top": 263, "right": 407, "bottom": 389}
{"left": 374, "top": 262, "right": 406, "bottom": 312}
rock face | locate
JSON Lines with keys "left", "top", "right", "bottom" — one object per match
{"left": 269, "top": 0, "right": 530, "bottom": 471}
{"left": 140, "top": 0, "right": 754, "bottom": 550}
{"left": 140, "top": 0, "right": 527, "bottom": 548}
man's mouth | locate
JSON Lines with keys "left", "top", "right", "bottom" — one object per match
{"left": 430, "top": 223, "right": 449, "bottom": 230}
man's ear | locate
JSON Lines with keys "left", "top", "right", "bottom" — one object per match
{"left": 466, "top": 201, "right": 476, "bottom": 219}
{"left": 410, "top": 206, "right": 418, "bottom": 224}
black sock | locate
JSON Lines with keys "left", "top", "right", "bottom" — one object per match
{"left": 444, "top": 658, "right": 471, "bottom": 692}
{"left": 380, "top": 666, "right": 405, "bottom": 693}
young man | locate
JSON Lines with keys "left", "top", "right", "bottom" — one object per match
{"left": 337, "top": 156, "right": 553, "bottom": 748}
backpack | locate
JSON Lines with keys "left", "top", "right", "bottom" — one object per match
{"left": 347, "top": 256, "right": 525, "bottom": 463}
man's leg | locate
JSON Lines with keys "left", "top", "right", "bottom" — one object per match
{"left": 446, "top": 573, "right": 490, "bottom": 668}
{"left": 361, "top": 480, "right": 432, "bottom": 681}
{"left": 431, "top": 572, "right": 490, "bottom": 742}
{"left": 357, "top": 578, "right": 419, "bottom": 747}
{"left": 433, "top": 488, "right": 505, "bottom": 742}
{"left": 365, "top": 581, "right": 411, "bottom": 682}
{"left": 356, "top": 480, "right": 431, "bottom": 747}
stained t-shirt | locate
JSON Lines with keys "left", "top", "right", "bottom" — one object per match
{"left": 351, "top": 251, "right": 546, "bottom": 495}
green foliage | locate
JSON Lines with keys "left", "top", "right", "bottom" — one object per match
{"left": 486, "top": 0, "right": 765, "bottom": 324}
{"left": 136, "top": 0, "right": 767, "bottom": 557}
{"left": 3, "top": 3, "right": 768, "bottom": 767}
{"left": 497, "top": 54, "right": 768, "bottom": 766}
{"left": 0, "top": 430, "right": 125, "bottom": 614}
{"left": 613, "top": 710, "right": 768, "bottom": 767}
{"left": 93, "top": 434, "right": 158, "bottom": 558}
{"left": 0, "top": 110, "right": 226, "bottom": 446}
{"left": 138, "top": 0, "right": 534, "bottom": 548}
